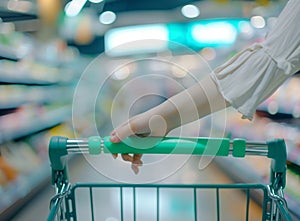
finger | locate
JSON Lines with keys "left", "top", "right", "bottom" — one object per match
{"left": 131, "top": 164, "right": 140, "bottom": 174}
{"left": 110, "top": 131, "right": 122, "bottom": 143}
{"left": 110, "top": 122, "right": 134, "bottom": 143}
{"left": 132, "top": 154, "right": 143, "bottom": 165}
{"left": 131, "top": 154, "right": 143, "bottom": 174}
{"left": 110, "top": 133, "right": 119, "bottom": 159}
{"left": 121, "top": 154, "right": 134, "bottom": 162}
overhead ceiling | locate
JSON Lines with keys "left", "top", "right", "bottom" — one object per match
{"left": 0, "top": 0, "right": 200, "bottom": 22}
{"left": 0, "top": 0, "right": 282, "bottom": 22}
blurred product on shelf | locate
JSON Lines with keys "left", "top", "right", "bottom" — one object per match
{"left": 0, "top": 31, "right": 34, "bottom": 60}
{"left": 0, "top": 155, "right": 18, "bottom": 186}
{"left": 0, "top": 104, "right": 70, "bottom": 139}
{"left": 1, "top": 142, "right": 42, "bottom": 174}
{"left": 0, "top": 59, "right": 75, "bottom": 84}
{"left": 33, "top": 39, "right": 80, "bottom": 66}
{"left": 0, "top": 85, "right": 73, "bottom": 109}
{"left": 37, "top": 0, "right": 62, "bottom": 27}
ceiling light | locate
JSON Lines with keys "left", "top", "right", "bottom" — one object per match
{"left": 99, "top": 11, "right": 116, "bottom": 25}
{"left": 89, "top": 0, "right": 103, "bottom": 3}
{"left": 250, "top": 16, "right": 266, "bottom": 29}
{"left": 181, "top": 4, "right": 200, "bottom": 19}
{"left": 105, "top": 24, "right": 168, "bottom": 56}
{"left": 65, "top": 0, "right": 87, "bottom": 17}
{"left": 191, "top": 22, "right": 237, "bottom": 45}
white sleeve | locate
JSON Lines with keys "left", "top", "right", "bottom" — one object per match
{"left": 211, "top": 0, "right": 300, "bottom": 120}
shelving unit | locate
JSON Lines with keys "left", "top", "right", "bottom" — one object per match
{"left": 0, "top": 60, "right": 75, "bottom": 84}
{"left": 0, "top": 161, "right": 50, "bottom": 221}
{"left": 0, "top": 105, "right": 72, "bottom": 143}
{"left": 0, "top": 26, "right": 82, "bottom": 219}
{"left": 0, "top": 106, "right": 77, "bottom": 218}
{"left": 0, "top": 85, "right": 72, "bottom": 109}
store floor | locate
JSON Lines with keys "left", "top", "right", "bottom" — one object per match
{"left": 11, "top": 155, "right": 262, "bottom": 221}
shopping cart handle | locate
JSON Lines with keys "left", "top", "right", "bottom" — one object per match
{"left": 102, "top": 136, "right": 231, "bottom": 156}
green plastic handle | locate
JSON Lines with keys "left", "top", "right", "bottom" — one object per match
{"left": 102, "top": 136, "right": 231, "bottom": 156}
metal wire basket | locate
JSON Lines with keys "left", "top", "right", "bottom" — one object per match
{"left": 47, "top": 136, "right": 293, "bottom": 221}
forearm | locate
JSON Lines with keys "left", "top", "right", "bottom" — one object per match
{"left": 148, "top": 75, "right": 230, "bottom": 132}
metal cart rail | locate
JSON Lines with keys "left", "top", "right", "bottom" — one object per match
{"left": 47, "top": 136, "right": 293, "bottom": 221}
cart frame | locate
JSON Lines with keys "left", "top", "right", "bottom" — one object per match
{"left": 47, "top": 136, "right": 293, "bottom": 221}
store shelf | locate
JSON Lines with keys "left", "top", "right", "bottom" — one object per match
{"left": 0, "top": 76, "right": 59, "bottom": 86}
{"left": 0, "top": 59, "right": 76, "bottom": 86}
{"left": 0, "top": 13, "right": 83, "bottom": 221}
{"left": 0, "top": 70, "right": 74, "bottom": 86}
{"left": 0, "top": 85, "right": 73, "bottom": 110}
{"left": 0, "top": 101, "right": 26, "bottom": 110}
{"left": 0, "top": 161, "right": 50, "bottom": 221}
{"left": 0, "top": 2, "right": 37, "bottom": 23}
{"left": 0, "top": 105, "right": 72, "bottom": 144}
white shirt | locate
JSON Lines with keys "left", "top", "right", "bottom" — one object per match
{"left": 211, "top": 0, "right": 300, "bottom": 120}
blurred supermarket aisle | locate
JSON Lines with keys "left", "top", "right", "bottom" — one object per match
{"left": 1, "top": 1, "right": 299, "bottom": 220}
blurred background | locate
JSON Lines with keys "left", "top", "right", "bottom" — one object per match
{"left": 0, "top": 0, "right": 299, "bottom": 220}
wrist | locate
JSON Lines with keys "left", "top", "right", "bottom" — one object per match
{"left": 150, "top": 99, "right": 181, "bottom": 133}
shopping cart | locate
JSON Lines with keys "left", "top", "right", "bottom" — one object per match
{"left": 47, "top": 136, "right": 293, "bottom": 221}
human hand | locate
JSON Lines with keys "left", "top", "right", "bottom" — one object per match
{"left": 110, "top": 111, "right": 169, "bottom": 174}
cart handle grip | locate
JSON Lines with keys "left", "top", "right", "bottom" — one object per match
{"left": 102, "top": 136, "right": 232, "bottom": 156}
